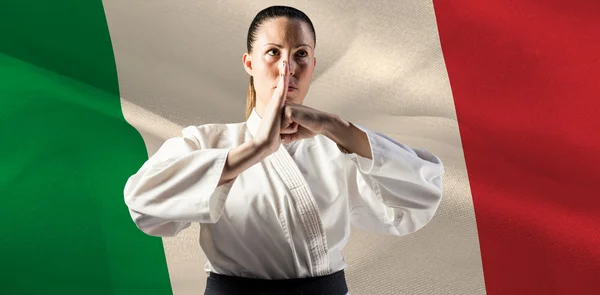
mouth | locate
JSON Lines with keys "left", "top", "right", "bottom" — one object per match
{"left": 287, "top": 86, "right": 297, "bottom": 92}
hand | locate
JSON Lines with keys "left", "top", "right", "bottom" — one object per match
{"left": 253, "top": 60, "right": 289, "bottom": 155}
{"left": 279, "top": 102, "right": 335, "bottom": 144}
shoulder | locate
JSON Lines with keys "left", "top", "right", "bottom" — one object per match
{"left": 180, "top": 121, "right": 247, "bottom": 149}
{"left": 181, "top": 122, "right": 244, "bottom": 137}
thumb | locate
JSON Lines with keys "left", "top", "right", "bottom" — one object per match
{"left": 272, "top": 61, "right": 289, "bottom": 109}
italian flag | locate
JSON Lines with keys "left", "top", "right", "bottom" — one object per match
{"left": 1, "top": 1, "right": 598, "bottom": 294}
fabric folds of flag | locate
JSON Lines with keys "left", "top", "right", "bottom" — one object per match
{"left": 0, "top": 2, "right": 172, "bottom": 295}
{"left": 1, "top": 0, "right": 599, "bottom": 295}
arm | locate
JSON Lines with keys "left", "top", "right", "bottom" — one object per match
{"left": 219, "top": 138, "right": 269, "bottom": 186}
{"left": 322, "top": 116, "right": 445, "bottom": 236}
{"left": 124, "top": 125, "right": 266, "bottom": 237}
{"left": 321, "top": 114, "right": 372, "bottom": 160}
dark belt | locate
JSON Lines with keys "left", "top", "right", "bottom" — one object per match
{"left": 203, "top": 269, "right": 348, "bottom": 295}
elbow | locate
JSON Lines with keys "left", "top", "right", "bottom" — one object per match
{"left": 390, "top": 209, "right": 438, "bottom": 237}
{"left": 415, "top": 179, "right": 444, "bottom": 231}
{"left": 429, "top": 175, "right": 444, "bottom": 212}
{"left": 134, "top": 219, "right": 171, "bottom": 238}
{"left": 390, "top": 187, "right": 443, "bottom": 237}
{"left": 124, "top": 185, "right": 188, "bottom": 238}
{"left": 413, "top": 194, "right": 442, "bottom": 233}
{"left": 420, "top": 164, "right": 444, "bottom": 222}
{"left": 127, "top": 208, "right": 189, "bottom": 238}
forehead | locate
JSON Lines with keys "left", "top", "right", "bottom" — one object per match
{"left": 255, "top": 17, "right": 314, "bottom": 47}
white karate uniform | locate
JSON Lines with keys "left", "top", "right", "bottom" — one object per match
{"left": 124, "top": 108, "right": 444, "bottom": 282}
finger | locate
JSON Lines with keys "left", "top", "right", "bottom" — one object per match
{"left": 275, "top": 60, "right": 289, "bottom": 107}
{"left": 266, "top": 61, "right": 288, "bottom": 116}
{"left": 280, "top": 122, "right": 298, "bottom": 134}
{"left": 280, "top": 108, "right": 292, "bottom": 131}
{"left": 280, "top": 133, "right": 295, "bottom": 144}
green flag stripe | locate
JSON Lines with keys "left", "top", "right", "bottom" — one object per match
{"left": 0, "top": 1, "right": 172, "bottom": 294}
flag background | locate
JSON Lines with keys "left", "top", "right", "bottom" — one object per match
{"left": 1, "top": 1, "right": 598, "bottom": 294}
{"left": 0, "top": 1, "right": 172, "bottom": 295}
{"left": 434, "top": 0, "right": 600, "bottom": 293}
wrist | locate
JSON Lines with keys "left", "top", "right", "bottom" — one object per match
{"left": 249, "top": 138, "right": 272, "bottom": 158}
{"left": 322, "top": 113, "right": 350, "bottom": 142}
{"left": 321, "top": 114, "right": 373, "bottom": 159}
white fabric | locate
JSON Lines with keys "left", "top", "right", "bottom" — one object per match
{"left": 124, "top": 108, "right": 444, "bottom": 280}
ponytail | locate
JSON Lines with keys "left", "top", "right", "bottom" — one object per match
{"left": 245, "top": 76, "right": 256, "bottom": 119}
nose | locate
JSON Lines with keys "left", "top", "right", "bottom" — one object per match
{"left": 283, "top": 53, "right": 295, "bottom": 77}
{"left": 288, "top": 63, "right": 295, "bottom": 77}
{"left": 281, "top": 61, "right": 295, "bottom": 77}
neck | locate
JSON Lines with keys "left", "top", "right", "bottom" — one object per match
{"left": 254, "top": 99, "right": 266, "bottom": 118}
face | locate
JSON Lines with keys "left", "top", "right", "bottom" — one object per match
{"left": 243, "top": 17, "right": 316, "bottom": 115}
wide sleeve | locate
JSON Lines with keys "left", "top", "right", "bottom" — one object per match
{"left": 343, "top": 124, "right": 445, "bottom": 236}
{"left": 123, "top": 125, "right": 236, "bottom": 237}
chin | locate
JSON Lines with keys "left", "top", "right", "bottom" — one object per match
{"left": 286, "top": 96, "right": 304, "bottom": 104}
{"left": 287, "top": 92, "right": 306, "bottom": 102}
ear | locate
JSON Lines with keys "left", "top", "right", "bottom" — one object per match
{"left": 242, "top": 53, "right": 253, "bottom": 76}
{"left": 312, "top": 57, "right": 316, "bottom": 73}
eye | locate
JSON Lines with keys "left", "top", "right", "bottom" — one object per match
{"left": 295, "top": 50, "right": 308, "bottom": 58}
{"left": 267, "top": 48, "right": 280, "bottom": 56}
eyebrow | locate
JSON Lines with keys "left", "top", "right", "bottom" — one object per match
{"left": 264, "top": 43, "right": 312, "bottom": 49}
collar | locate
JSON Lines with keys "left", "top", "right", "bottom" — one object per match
{"left": 246, "top": 107, "right": 261, "bottom": 138}
{"left": 245, "top": 107, "right": 300, "bottom": 148}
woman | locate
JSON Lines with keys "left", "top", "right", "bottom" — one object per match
{"left": 124, "top": 5, "right": 445, "bottom": 295}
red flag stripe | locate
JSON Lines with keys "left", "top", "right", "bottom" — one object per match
{"left": 432, "top": 0, "right": 600, "bottom": 294}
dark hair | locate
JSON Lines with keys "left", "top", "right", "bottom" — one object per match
{"left": 245, "top": 6, "right": 316, "bottom": 119}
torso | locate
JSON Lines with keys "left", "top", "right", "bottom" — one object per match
{"left": 199, "top": 123, "right": 352, "bottom": 279}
